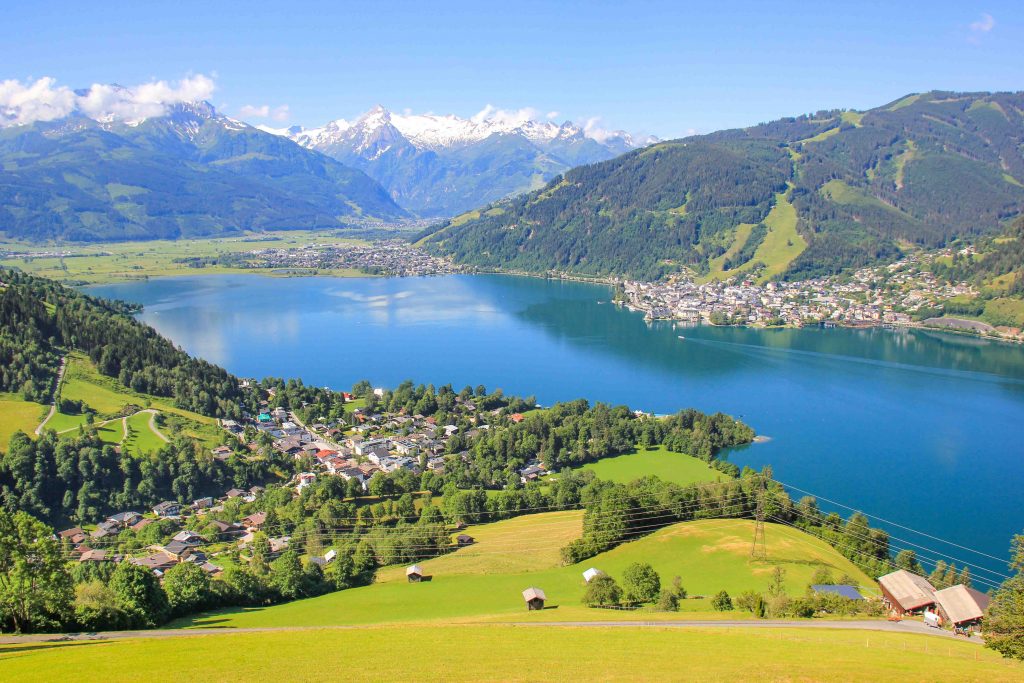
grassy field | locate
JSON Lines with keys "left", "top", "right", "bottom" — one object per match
{"left": 39, "top": 353, "right": 219, "bottom": 449}
{"left": 173, "top": 514, "right": 875, "bottom": 630}
{"left": 700, "top": 222, "right": 756, "bottom": 282}
{"left": 0, "top": 231, "right": 368, "bottom": 284}
{"left": 1, "top": 625, "right": 1018, "bottom": 682}
{"left": 122, "top": 412, "right": 166, "bottom": 455}
{"left": 752, "top": 187, "right": 806, "bottom": 282}
{"left": 0, "top": 393, "right": 45, "bottom": 447}
{"left": 579, "top": 445, "right": 725, "bottom": 486}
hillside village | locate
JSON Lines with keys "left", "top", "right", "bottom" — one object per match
{"left": 618, "top": 249, "right": 986, "bottom": 331}
{"left": 54, "top": 386, "right": 548, "bottom": 580}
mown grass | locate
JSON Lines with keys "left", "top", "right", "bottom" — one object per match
{"left": 580, "top": 445, "right": 725, "bottom": 486}
{"left": 175, "top": 516, "right": 875, "bottom": 630}
{"left": 122, "top": 412, "right": 165, "bottom": 455}
{"left": 0, "top": 393, "right": 45, "bottom": 447}
{"left": 0, "top": 231, "right": 368, "bottom": 284}
{"left": 753, "top": 187, "right": 806, "bottom": 282}
{"left": 0, "top": 624, "right": 1016, "bottom": 682}
{"left": 700, "top": 222, "right": 756, "bottom": 282}
{"left": 40, "top": 353, "right": 218, "bottom": 449}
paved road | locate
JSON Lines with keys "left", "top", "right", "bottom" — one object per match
{"left": 0, "top": 619, "right": 982, "bottom": 645}
{"left": 34, "top": 356, "right": 67, "bottom": 435}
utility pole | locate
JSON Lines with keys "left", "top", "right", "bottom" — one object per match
{"left": 750, "top": 475, "right": 767, "bottom": 560}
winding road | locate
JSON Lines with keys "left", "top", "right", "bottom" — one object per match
{"left": 33, "top": 356, "right": 67, "bottom": 436}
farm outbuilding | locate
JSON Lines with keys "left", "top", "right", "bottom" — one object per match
{"left": 582, "top": 568, "right": 603, "bottom": 583}
{"left": 522, "top": 587, "right": 546, "bottom": 610}
{"left": 456, "top": 534, "right": 475, "bottom": 546}
{"left": 877, "top": 570, "right": 936, "bottom": 616}
{"left": 933, "top": 585, "right": 989, "bottom": 632}
{"left": 406, "top": 564, "right": 424, "bottom": 583}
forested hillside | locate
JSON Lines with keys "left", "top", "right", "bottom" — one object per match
{"left": 0, "top": 103, "right": 406, "bottom": 242}
{"left": 0, "top": 268, "right": 241, "bottom": 414}
{"left": 420, "top": 91, "right": 1024, "bottom": 280}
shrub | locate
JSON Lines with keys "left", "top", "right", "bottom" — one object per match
{"left": 711, "top": 590, "right": 733, "bottom": 611}
{"left": 655, "top": 589, "right": 679, "bottom": 612}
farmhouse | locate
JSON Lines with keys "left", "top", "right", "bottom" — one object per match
{"left": 152, "top": 500, "right": 181, "bottom": 518}
{"left": 523, "top": 587, "right": 546, "bottom": 610}
{"left": 877, "top": 570, "right": 936, "bottom": 615}
{"left": 933, "top": 584, "right": 990, "bottom": 632}
{"left": 57, "top": 527, "right": 87, "bottom": 546}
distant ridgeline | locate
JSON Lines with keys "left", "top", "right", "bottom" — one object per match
{"left": 0, "top": 268, "right": 241, "bottom": 412}
{"left": 0, "top": 102, "right": 405, "bottom": 242}
{"left": 420, "top": 91, "right": 1024, "bottom": 281}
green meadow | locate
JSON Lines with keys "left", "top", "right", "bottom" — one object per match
{"left": 579, "top": 445, "right": 726, "bottom": 486}
{"left": 0, "top": 231, "right": 368, "bottom": 284}
{"left": 175, "top": 514, "right": 875, "bottom": 630}
{"left": 1, "top": 624, "right": 1016, "bottom": 682}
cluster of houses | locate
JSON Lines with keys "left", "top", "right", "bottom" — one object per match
{"left": 225, "top": 395, "right": 546, "bottom": 493}
{"left": 878, "top": 569, "right": 990, "bottom": 633}
{"left": 618, "top": 248, "right": 978, "bottom": 329}
{"left": 54, "top": 485, "right": 293, "bottom": 578}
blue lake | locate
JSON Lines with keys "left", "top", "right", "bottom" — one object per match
{"left": 86, "top": 273, "right": 1024, "bottom": 583}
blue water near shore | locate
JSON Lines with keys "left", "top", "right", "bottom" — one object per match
{"left": 87, "top": 273, "right": 1024, "bottom": 580}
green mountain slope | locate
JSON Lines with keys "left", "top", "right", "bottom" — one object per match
{"left": 0, "top": 103, "right": 406, "bottom": 242}
{"left": 420, "top": 91, "right": 1024, "bottom": 280}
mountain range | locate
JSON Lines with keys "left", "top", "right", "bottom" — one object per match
{"left": 0, "top": 99, "right": 405, "bottom": 242}
{"left": 262, "top": 105, "right": 652, "bottom": 217}
{"left": 420, "top": 91, "right": 1024, "bottom": 281}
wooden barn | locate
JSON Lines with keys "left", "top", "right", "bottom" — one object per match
{"left": 522, "top": 587, "right": 546, "bottom": 610}
{"left": 456, "top": 534, "right": 475, "bottom": 546}
{"left": 933, "top": 584, "right": 989, "bottom": 633}
{"left": 406, "top": 564, "right": 424, "bottom": 583}
{"left": 877, "top": 570, "right": 936, "bottom": 616}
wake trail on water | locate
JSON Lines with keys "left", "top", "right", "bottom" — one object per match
{"left": 679, "top": 337, "right": 1024, "bottom": 387}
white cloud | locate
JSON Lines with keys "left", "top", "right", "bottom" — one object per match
{"left": 546, "top": 111, "right": 560, "bottom": 120}
{"left": 0, "top": 77, "right": 76, "bottom": 126}
{"left": 239, "top": 103, "right": 290, "bottom": 121}
{"left": 0, "top": 74, "right": 216, "bottom": 128}
{"left": 970, "top": 12, "right": 995, "bottom": 33}
{"left": 470, "top": 104, "right": 544, "bottom": 126}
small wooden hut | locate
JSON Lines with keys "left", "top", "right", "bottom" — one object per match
{"left": 456, "top": 534, "right": 475, "bottom": 546}
{"left": 522, "top": 587, "right": 546, "bottom": 611}
{"left": 406, "top": 564, "right": 424, "bottom": 583}
{"left": 582, "top": 568, "right": 603, "bottom": 583}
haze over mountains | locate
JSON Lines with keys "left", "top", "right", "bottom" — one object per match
{"left": 422, "top": 91, "right": 1024, "bottom": 281}
{"left": 261, "top": 105, "right": 652, "bottom": 216}
{"left": 0, "top": 91, "right": 405, "bottom": 241}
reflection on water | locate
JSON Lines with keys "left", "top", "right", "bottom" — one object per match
{"left": 86, "top": 274, "right": 1024, "bottom": 570}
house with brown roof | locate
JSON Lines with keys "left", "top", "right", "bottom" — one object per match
{"left": 933, "top": 585, "right": 990, "bottom": 632}
{"left": 241, "top": 511, "right": 267, "bottom": 531}
{"left": 523, "top": 587, "right": 547, "bottom": 610}
{"left": 58, "top": 527, "right": 87, "bottom": 546}
{"left": 877, "top": 570, "right": 936, "bottom": 616}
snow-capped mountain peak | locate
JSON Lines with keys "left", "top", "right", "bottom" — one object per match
{"left": 275, "top": 105, "right": 651, "bottom": 154}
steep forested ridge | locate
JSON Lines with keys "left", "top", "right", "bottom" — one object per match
{"left": 420, "top": 91, "right": 1024, "bottom": 280}
{"left": 0, "top": 103, "right": 406, "bottom": 242}
{"left": 0, "top": 268, "right": 241, "bottom": 415}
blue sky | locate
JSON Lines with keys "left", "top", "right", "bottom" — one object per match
{"left": 2, "top": 0, "right": 1022, "bottom": 138}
